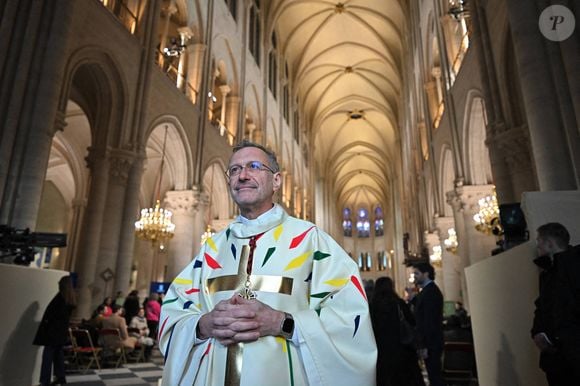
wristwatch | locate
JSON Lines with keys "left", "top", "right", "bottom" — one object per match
{"left": 280, "top": 312, "right": 294, "bottom": 340}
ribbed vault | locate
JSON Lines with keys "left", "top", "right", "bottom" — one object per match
{"left": 270, "top": 0, "right": 405, "bottom": 213}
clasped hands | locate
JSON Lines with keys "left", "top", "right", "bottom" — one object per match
{"left": 197, "top": 295, "right": 285, "bottom": 346}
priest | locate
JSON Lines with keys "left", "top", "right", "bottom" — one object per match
{"left": 159, "top": 140, "right": 377, "bottom": 386}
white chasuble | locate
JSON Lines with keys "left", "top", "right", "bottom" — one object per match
{"left": 159, "top": 205, "right": 377, "bottom": 386}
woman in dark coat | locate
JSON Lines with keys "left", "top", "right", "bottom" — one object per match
{"left": 370, "top": 276, "right": 425, "bottom": 386}
{"left": 33, "top": 275, "right": 76, "bottom": 386}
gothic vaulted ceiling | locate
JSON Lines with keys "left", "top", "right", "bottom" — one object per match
{"left": 270, "top": 0, "right": 406, "bottom": 213}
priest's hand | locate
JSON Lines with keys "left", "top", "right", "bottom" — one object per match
{"left": 196, "top": 295, "right": 284, "bottom": 346}
{"left": 229, "top": 295, "right": 285, "bottom": 342}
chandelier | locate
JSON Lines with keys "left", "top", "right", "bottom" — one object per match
{"left": 473, "top": 188, "right": 502, "bottom": 235}
{"left": 135, "top": 126, "right": 176, "bottom": 248}
{"left": 430, "top": 245, "right": 442, "bottom": 267}
{"left": 444, "top": 228, "right": 458, "bottom": 253}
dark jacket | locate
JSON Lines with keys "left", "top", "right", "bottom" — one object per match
{"left": 33, "top": 293, "right": 74, "bottom": 346}
{"left": 532, "top": 245, "right": 580, "bottom": 342}
{"left": 414, "top": 281, "right": 444, "bottom": 350}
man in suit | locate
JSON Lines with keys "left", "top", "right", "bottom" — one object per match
{"left": 532, "top": 222, "right": 580, "bottom": 385}
{"left": 413, "top": 262, "right": 444, "bottom": 386}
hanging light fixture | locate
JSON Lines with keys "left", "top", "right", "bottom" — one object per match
{"left": 473, "top": 187, "right": 502, "bottom": 236}
{"left": 200, "top": 165, "right": 216, "bottom": 245}
{"left": 430, "top": 245, "right": 443, "bottom": 267}
{"left": 135, "top": 126, "right": 176, "bottom": 249}
{"left": 444, "top": 228, "right": 459, "bottom": 253}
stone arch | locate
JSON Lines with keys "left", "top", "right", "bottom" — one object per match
{"left": 462, "top": 91, "right": 492, "bottom": 185}
{"left": 60, "top": 47, "right": 128, "bottom": 150}
{"left": 140, "top": 120, "right": 191, "bottom": 209}
{"left": 202, "top": 160, "right": 230, "bottom": 226}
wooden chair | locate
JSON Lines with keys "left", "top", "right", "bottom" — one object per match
{"left": 68, "top": 328, "right": 102, "bottom": 372}
{"left": 99, "top": 328, "right": 129, "bottom": 368}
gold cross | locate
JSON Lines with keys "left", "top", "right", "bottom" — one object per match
{"left": 205, "top": 245, "right": 293, "bottom": 297}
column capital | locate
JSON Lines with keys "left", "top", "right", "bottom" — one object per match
{"left": 446, "top": 184, "right": 495, "bottom": 213}
{"left": 51, "top": 110, "right": 68, "bottom": 136}
{"left": 219, "top": 84, "right": 231, "bottom": 96}
{"left": 178, "top": 26, "right": 194, "bottom": 43}
{"left": 489, "top": 125, "right": 532, "bottom": 172}
{"left": 164, "top": 189, "right": 207, "bottom": 215}
{"left": 108, "top": 149, "right": 136, "bottom": 185}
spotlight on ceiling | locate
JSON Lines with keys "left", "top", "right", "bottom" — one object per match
{"left": 348, "top": 110, "right": 364, "bottom": 120}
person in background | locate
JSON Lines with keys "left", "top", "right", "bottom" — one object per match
{"left": 33, "top": 276, "right": 76, "bottom": 386}
{"left": 123, "top": 290, "right": 140, "bottom": 325}
{"left": 532, "top": 222, "right": 580, "bottom": 385}
{"left": 371, "top": 276, "right": 425, "bottom": 386}
{"left": 102, "top": 304, "right": 137, "bottom": 351}
{"left": 145, "top": 293, "right": 161, "bottom": 339}
{"left": 129, "top": 307, "right": 155, "bottom": 360}
{"left": 101, "top": 296, "right": 113, "bottom": 317}
{"left": 114, "top": 290, "right": 125, "bottom": 307}
{"left": 413, "top": 262, "right": 444, "bottom": 386}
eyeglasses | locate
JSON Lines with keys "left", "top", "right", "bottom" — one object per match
{"left": 225, "top": 160, "right": 276, "bottom": 178}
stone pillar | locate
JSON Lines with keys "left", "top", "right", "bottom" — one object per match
{"left": 187, "top": 43, "right": 207, "bottom": 104}
{"left": 9, "top": 112, "right": 66, "bottom": 229}
{"left": 93, "top": 149, "right": 134, "bottom": 305}
{"left": 176, "top": 27, "right": 193, "bottom": 90}
{"left": 435, "top": 215, "right": 462, "bottom": 303}
{"left": 157, "top": 0, "right": 178, "bottom": 68}
{"left": 219, "top": 84, "right": 231, "bottom": 136}
{"left": 66, "top": 197, "right": 86, "bottom": 273}
{"left": 226, "top": 95, "right": 240, "bottom": 145}
{"left": 490, "top": 126, "right": 537, "bottom": 200}
{"left": 135, "top": 238, "right": 154, "bottom": 298}
{"left": 114, "top": 155, "right": 144, "bottom": 295}
{"left": 164, "top": 189, "right": 202, "bottom": 280}
{"left": 76, "top": 148, "right": 110, "bottom": 319}
{"left": 505, "top": 1, "right": 576, "bottom": 190}
{"left": 0, "top": 1, "right": 75, "bottom": 227}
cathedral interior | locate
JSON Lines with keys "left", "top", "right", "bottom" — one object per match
{"left": 1, "top": 1, "right": 579, "bottom": 384}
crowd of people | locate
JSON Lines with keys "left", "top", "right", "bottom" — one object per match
{"left": 33, "top": 284, "right": 164, "bottom": 386}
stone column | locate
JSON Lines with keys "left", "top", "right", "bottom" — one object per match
{"left": 93, "top": 149, "right": 134, "bottom": 305}
{"left": 157, "top": 0, "right": 178, "bottom": 68}
{"left": 435, "top": 216, "right": 462, "bottom": 303}
{"left": 219, "top": 84, "right": 231, "bottom": 135}
{"left": 187, "top": 43, "right": 207, "bottom": 104}
{"left": 66, "top": 197, "right": 86, "bottom": 273}
{"left": 164, "top": 189, "right": 202, "bottom": 280}
{"left": 76, "top": 148, "right": 110, "bottom": 319}
{"left": 226, "top": 95, "right": 240, "bottom": 145}
{"left": 114, "top": 155, "right": 144, "bottom": 295}
{"left": 505, "top": 0, "right": 576, "bottom": 190}
{"left": 9, "top": 112, "right": 67, "bottom": 229}
{"left": 176, "top": 27, "right": 193, "bottom": 90}
{"left": 135, "top": 238, "right": 154, "bottom": 298}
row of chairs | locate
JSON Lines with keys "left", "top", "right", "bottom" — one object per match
{"left": 68, "top": 327, "right": 146, "bottom": 373}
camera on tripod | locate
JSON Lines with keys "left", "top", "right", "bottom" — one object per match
{"left": 0, "top": 225, "right": 67, "bottom": 266}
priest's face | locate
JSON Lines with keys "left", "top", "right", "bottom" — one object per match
{"left": 227, "top": 146, "right": 281, "bottom": 218}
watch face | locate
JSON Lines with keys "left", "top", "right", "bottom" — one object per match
{"left": 283, "top": 317, "right": 294, "bottom": 334}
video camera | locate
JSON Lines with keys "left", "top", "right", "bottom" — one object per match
{"left": 0, "top": 225, "right": 67, "bottom": 266}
